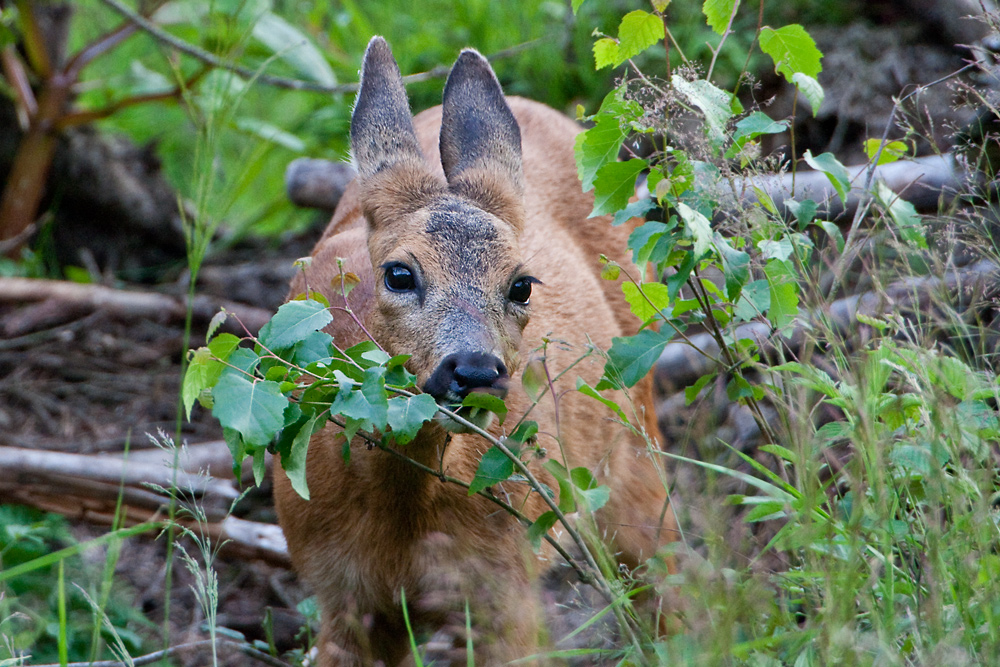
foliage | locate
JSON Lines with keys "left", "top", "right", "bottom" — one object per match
{"left": 569, "top": 0, "right": 1000, "bottom": 663}
{"left": 0, "top": 506, "right": 151, "bottom": 663}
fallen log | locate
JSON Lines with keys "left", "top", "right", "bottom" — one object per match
{"left": 654, "top": 259, "right": 1000, "bottom": 394}
{"left": 284, "top": 157, "right": 355, "bottom": 211}
{"left": 0, "top": 277, "right": 273, "bottom": 334}
{"left": 0, "top": 445, "right": 289, "bottom": 566}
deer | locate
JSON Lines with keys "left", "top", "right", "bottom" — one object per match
{"left": 273, "top": 36, "right": 678, "bottom": 666}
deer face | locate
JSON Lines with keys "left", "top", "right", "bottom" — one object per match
{"left": 351, "top": 38, "right": 533, "bottom": 431}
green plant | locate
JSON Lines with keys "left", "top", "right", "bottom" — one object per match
{"left": 0, "top": 506, "right": 154, "bottom": 664}
{"left": 188, "top": 0, "right": 1000, "bottom": 663}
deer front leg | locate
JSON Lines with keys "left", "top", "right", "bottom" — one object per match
{"left": 412, "top": 531, "right": 544, "bottom": 666}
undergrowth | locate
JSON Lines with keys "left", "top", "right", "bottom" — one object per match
{"left": 3, "top": 0, "right": 1000, "bottom": 665}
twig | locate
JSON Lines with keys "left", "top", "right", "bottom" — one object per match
{"left": 828, "top": 63, "right": 978, "bottom": 296}
{"left": 29, "top": 638, "right": 291, "bottom": 667}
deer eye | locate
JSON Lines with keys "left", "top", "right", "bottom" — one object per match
{"left": 509, "top": 277, "right": 534, "bottom": 305}
{"left": 384, "top": 263, "right": 416, "bottom": 292}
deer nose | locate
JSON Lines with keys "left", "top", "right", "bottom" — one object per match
{"left": 424, "top": 351, "right": 509, "bottom": 402}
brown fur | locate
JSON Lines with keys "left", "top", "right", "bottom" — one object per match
{"left": 274, "top": 40, "right": 677, "bottom": 666}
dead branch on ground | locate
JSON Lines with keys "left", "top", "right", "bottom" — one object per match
{"left": 0, "top": 445, "right": 289, "bottom": 567}
{"left": 0, "top": 277, "right": 273, "bottom": 334}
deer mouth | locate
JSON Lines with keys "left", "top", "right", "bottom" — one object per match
{"left": 424, "top": 351, "right": 509, "bottom": 433}
{"left": 434, "top": 402, "right": 498, "bottom": 433}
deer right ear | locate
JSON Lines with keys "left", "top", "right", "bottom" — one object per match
{"left": 350, "top": 37, "right": 424, "bottom": 181}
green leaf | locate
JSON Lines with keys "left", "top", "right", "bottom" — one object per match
{"left": 251, "top": 12, "right": 336, "bottom": 85}
{"left": 507, "top": 420, "right": 539, "bottom": 445}
{"left": 803, "top": 150, "right": 851, "bottom": 205}
{"left": 759, "top": 24, "right": 823, "bottom": 82}
{"left": 331, "top": 367, "right": 388, "bottom": 431}
{"left": 469, "top": 446, "right": 517, "bottom": 495}
{"left": 282, "top": 330, "right": 334, "bottom": 367}
{"left": 527, "top": 511, "right": 558, "bottom": 550}
{"left": 758, "top": 236, "right": 794, "bottom": 262}
{"left": 212, "top": 374, "right": 288, "bottom": 447}
{"left": 209, "top": 333, "right": 241, "bottom": 361}
{"left": 628, "top": 220, "right": 670, "bottom": 266}
{"left": 784, "top": 199, "right": 818, "bottom": 229}
{"left": 791, "top": 72, "right": 824, "bottom": 116}
{"left": 576, "top": 378, "right": 628, "bottom": 422}
{"left": 734, "top": 279, "right": 770, "bottom": 322}
{"left": 461, "top": 392, "right": 508, "bottom": 425}
{"left": 223, "top": 428, "right": 246, "bottom": 476}
{"left": 671, "top": 76, "right": 733, "bottom": 147}
{"left": 864, "top": 139, "right": 909, "bottom": 165}
{"left": 569, "top": 467, "right": 610, "bottom": 512}
{"left": 764, "top": 259, "right": 799, "bottom": 332}
{"left": 590, "top": 159, "right": 647, "bottom": 217}
{"left": 615, "top": 10, "right": 665, "bottom": 65}
{"left": 621, "top": 281, "right": 672, "bottom": 325}
{"left": 207, "top": 310, "right": 227, "bottom": 340}
{"left": 760, "top": 443, "right": 797, "bottom": 463}
{"left": 715, "top": 233, "right": 749, "bottom": 300}
{"left": 725, "top": 112, "right": 788, "bottom": 159}
{"left": 258, "top": 300, "right": 332, "bottom": 350}
{"left": 344, "top": 340, "right": 381, "bottom": 367}
{"left": 685, "top": 372, "right": 717, "bottom": 405}
{"left": 605, "top": 329, "right": 672, "bottom": 388}
{"left": 386, "top": 394, "right": 439, "bottom": 445}
{"left": 612, "top": 198, "right": 657, "bottom": 227}
{"left": 282, "top": 414, "right": 320, "bottom": 500}
{"left": 744, "top": 500, "right": 787, "bottom": 522}
{"left": 183, "top": 347, "right": 221, "bottom": 420}
{"left": 252, "top": 448, "right": 267, "bottom": 486}
{"left": 703, "top": 0, "right": 740, "bottom": 34}
{"left": 874, "top": 181, "right": 926, "bottom": 249}
{"left": 818, "top": 220, "right": 844, "bottom": 252}
{"left": 593, "top": 37, "right": 619, "bottom": 70}
{"left": 521, "top": 358, "right": 546, "bottom": 402}
{"left": 575, "top": 113, "right": 628, "bottom": 191}
{"left": 543, "top": 460, "right": 576, "bottom": 513}
{"left": 676, "top": 202, "right": 714, "bottom": 259}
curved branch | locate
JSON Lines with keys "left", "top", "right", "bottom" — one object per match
{"left": 97, "top": 0, "right": 539, "bottom": 94}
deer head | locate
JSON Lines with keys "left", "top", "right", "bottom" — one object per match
{"left": 350, "top": 37, "right": 536, "bottom": 431}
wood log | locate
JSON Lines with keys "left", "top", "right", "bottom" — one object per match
{"left": 0, "top": 445, "right": 289, "bottom": 566}
{"left": 635, "top": 153, "right": 976, "bottom": 223}
{"left": 284, "top": 157, "right": 355, "bottom": 211}
{"left": 0, "top": 277, "right": 273, "bottom": 334}
{"left": 0, "top": 446, "right": 238, "bottom": 499}
{"left": 654, "top": 259, "right": 1000, "bottom": 395}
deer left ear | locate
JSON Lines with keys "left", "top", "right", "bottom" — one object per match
{"left": 439, "top": 49, "right": 524, "bottom": 229}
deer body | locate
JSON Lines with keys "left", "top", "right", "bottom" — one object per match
{"left": 274, "top": 38, "right": 676, "bottom": 666}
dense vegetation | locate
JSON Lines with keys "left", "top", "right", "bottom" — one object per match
{"left": 3, "top": 0, "right": 999, "bottom": 665}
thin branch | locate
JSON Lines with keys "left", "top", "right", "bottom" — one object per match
{"left": 64, "top": 17, "right": 139, "bottom": 81}
{"left": 57, "top": 66, "right": 210, "bottom": 128}
{"left": 97, "top": 0, "right": 539, "bottom": 94}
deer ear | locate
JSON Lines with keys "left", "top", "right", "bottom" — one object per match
{"left": 439, "top": 49, "right": 524, "bottom": 227}
{"left": 351, "top": 37, "right": 424, "bottom": 180}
